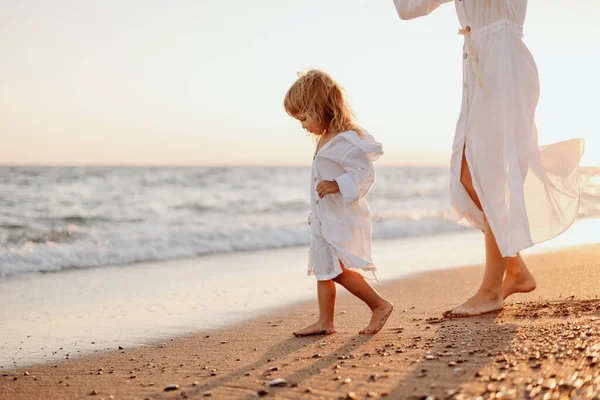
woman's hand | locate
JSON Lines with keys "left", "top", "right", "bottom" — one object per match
{"left": 316, "top": 180, "right": 340, "bottom": 198}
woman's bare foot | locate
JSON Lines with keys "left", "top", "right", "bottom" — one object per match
{"left": 443, "top": 292, "right": 503, "bottom": 319}
{"left": 359, "top": 300, "right": 394, "bottom": 334}
{"left": 502, "top": 258, "right": 537, "bottom": 299}
{"left": 293, "top": 321, "right": 336, "bottom": 337}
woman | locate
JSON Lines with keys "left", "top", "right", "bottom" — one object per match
{"left": 393, "top": 0, "right": 584, "bottom": 317}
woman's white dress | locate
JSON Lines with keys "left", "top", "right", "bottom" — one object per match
{"left": 393, "top": 0, "right": 584, "bottom": 257}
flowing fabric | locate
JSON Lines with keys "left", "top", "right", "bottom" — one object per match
{"left": 393, "top": 0, "right": 584, "bottom": 257}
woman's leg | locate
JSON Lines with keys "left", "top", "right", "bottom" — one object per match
{"left": 443, "top": 149, "right": 506, "bottom": 317}
{"left": 332, "top": 263, "right": 394, "bottom": 334}
{"left": 458, "top": 149, "right": 537, "bottom": 302}
{"left": 459, "top": 147, "right": 482, "bottom": 211}
{"left": 293, "top": 280, "right": 337, "bottom": 336}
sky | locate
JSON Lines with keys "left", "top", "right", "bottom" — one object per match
{"left": 1, "top": 0, "right": 599, "bottom": 166}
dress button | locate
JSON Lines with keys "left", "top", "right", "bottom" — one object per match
{"left": 463, "top": 82, "right": 467, "bottom": 89}
{"left": 314, "top": 178, "right": 317, "bottom": 182}
{"left": 466, "top": 25, "right": 471, "bottom": 32}
{"left": 316, "top": 200, "right": 319, "bottom": 205}
{"left": 464, "top": 53, "right": 468, "bottom": 59}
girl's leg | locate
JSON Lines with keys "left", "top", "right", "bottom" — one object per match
{"left": 502, "top": 252, "right": 537, "bottom": 299}
{"left": 332, "top": 263, "right": 394, "bottom": 334}
{"left": 293, "top": 280, "right": 337, "bottom": 336}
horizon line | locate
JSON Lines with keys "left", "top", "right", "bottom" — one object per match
{"left": 2, "top": 162, "right": 599, "bottom": 168}
{"left": 0, "top": 162, "right": 450, "bottom": 168}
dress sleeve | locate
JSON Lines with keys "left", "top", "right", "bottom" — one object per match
{"left": 333, "top": 147, "right": 376, "bottom": 205}
{"left": 392, "top": 0, "right": 452, "bottom": 20}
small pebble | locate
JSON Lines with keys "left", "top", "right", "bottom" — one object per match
{"left": 269, "top": 378, "right": 287, "bottom": 387}
{"left": 164, "top": 384, "right": 179, "bottom": 391}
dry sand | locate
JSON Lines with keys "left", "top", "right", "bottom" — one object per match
{"left": 2, "top": 244, "right": 600, "bottom": 400}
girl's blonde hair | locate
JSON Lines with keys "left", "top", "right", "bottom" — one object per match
{"left": 283, "top": 69, "right": 362, "bottom": 136}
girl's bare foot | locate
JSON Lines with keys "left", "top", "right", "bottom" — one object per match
{"left": 293, "top": 321, "right": 336, "bottom": 337}
{"left": 359, "top": 300, "right": 394, "bottom": 334}
{"left": 443, "top": 292, "right": 503, "bottom": 318}
{"left": 502, "top": 258, "right": 537, "bottom": 299}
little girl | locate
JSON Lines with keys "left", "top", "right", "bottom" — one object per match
{"left": 283, "top": 69, "right": 394, "bottom": 336}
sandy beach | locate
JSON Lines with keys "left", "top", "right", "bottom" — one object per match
{"left": 2, "top": 240, "right": 600, "bottom": 399}
{"left": 2, "top": 1, "right": 599, "bottom": 399}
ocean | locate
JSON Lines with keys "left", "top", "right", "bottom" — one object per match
{"left": 1, "top": 165, "right": 599, "bottom": 279}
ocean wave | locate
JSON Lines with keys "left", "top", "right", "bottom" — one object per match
{"left": 0, "top": 216, "right": 469, "bottom": 279}
{"left": 1, "top": 165, "right": 599, "bottom": 280}
{"left": 61, "top": 215, "right": 111, "bottom": 225}
{"left": 0, "top": 226, "right": 81, "bottom": 247}
{"left": 0, "top": 223, "right": 26, "bottom": 229}
{"left": 175, "top": 199, "right": 310, "bottom": 214}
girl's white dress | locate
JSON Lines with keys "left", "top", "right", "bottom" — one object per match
{"left": 393, "top": 0, "right": 584, "bottom": 257}
{"left": 308, "top": 130, "right": 383, "bottom": 281}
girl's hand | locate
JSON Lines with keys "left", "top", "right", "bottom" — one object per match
{"left": 316, "top": 180, "right": 340, "bottom": 198}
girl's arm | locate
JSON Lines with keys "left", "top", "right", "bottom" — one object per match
{"left": 333, "top": 148, "right": 376, "bottom": 206}
{"left": 393, "top": 0, "right": 452, "bottom": 20}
